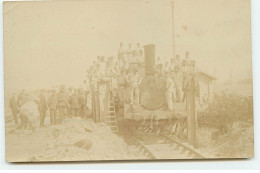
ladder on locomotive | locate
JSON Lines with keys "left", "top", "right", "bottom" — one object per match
{"left": 106, "top": 94, "right": 119, "bottom": 134}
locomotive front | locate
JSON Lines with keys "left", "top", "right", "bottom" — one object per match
{"left": 122, "top": 44, "right": 185, "bottom": 136}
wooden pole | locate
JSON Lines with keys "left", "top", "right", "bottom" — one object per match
{"left": 171, "top": 1, "right": 175, "bottom": 58}
{"left": 186, "top": 78, "right": 198, "bottom": 147}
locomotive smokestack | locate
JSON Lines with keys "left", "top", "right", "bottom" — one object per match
{"left": 143, "top": 44, "right": 156, "bottom": 76}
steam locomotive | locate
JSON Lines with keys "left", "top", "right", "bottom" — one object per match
{"left": 116, "top": 44, "right": 188, "bottom": 137}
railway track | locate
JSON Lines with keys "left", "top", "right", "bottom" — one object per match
{"left": 126, "top": 134, "right": 206, "bottom": 160}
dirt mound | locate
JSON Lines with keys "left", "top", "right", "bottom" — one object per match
{"left": 6, "top": 118, "right": 129, "bottom": 162}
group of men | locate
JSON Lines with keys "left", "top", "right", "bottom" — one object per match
{"left": 39, "top": 86, "right": 89, "bottom": 126}
{"left": 8, "top": 43, "right": 200, "bottom": 128}
{"left": 9, "top": 86, "right": 90, "bottom": 128}
{"left": 157, "top": 52, "right": 199, "bottom": 110}
{"left": 84, "top": 43, "right": 199, "bottom": 110}
{"left": 85, "top": 42, "right": 144, "bottom": 105}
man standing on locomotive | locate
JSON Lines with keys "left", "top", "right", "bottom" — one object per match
{"left": 173, "top": 66, "right": 183, "bottom": 102}
{"left": 165, "top": 72, "right": 175, "bottom": 110}
{"left": 126, "top": 68, "right": 142, "bottom": 104}
{"left": 118, "top": 42, "right": 127, "bottom": 71}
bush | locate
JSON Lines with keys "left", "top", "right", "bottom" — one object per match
{"left": 198, "top": 92, "right": 253, "bottom": 133}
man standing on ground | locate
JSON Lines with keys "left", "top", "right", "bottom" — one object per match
{"left": 69, "top": 89, "right": 80, "bottom": 117}
{"left": 57, "top": 85, "right": 67, "bottom": 123}
{"left": 47, "top": 90, "right": 58, "bottom": 125}
{"left": 38, "top": 89, "right": 48, "bottom": 127}
{"left": 78, "top": 89, "right": 86, "bottom": 119}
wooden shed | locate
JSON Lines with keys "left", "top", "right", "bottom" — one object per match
{"left": 198, "top": 72, "right": 216, "bottom": 102}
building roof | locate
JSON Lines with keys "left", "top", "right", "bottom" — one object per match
{"left": 198, "top": 71, "right": 216, "bottom": 80}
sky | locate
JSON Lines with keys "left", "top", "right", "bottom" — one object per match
{"left": 3, "top": 0, "right": 252, "bottom": 94}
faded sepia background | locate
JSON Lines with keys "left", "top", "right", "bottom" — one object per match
{"left": 4, "top": 0, "right": 252, "bottom": 98}
{"left": 3, "top": 0, "right": 253, "bottom": 162}
{"left": 1, "top": 0, "right": 259, "bottom": 169}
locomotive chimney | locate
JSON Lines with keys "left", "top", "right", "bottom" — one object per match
{"left": 143, "top": 44, "right": 156, "bottom": 76}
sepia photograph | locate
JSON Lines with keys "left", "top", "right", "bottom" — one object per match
{"left": 3, "top": 0, "right": 253, "bottom": 162}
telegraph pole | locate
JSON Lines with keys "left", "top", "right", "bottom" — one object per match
{"left": 171, "top": 1, "right": 175, "bottom": 58}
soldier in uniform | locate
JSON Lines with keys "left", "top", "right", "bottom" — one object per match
{"left": 165, "top": 72, "right": 175, "bottom": 110}
{"left": 184, "top": 51, "right": 191, "bottom": 66}
{"left": 57, "top": 85, "right": 67, "bottom": 123}
{"left": 47, "top": 90, "right": 58, "bottom": 125}
{"left": 98, "top": 56, "right": 106, "bottom": 77}
{"left": 190, "top": 60, "right": 199, "bottom": 74}
{"left": 66, "top": 87, "right": 73, "bottom": 116}
{"left": 118, "top": 42, "right": 126, "bottom": 70}
{"left": 182, "top": 60, "right": 191, "bottom": 102}
{"left": 173, "top": 66, "right": 183, "bottom": 102}
{"left": 38, "top": 89, "right": 48, "bottom": 127}
{"left": 175, "top": 54, "right": 182, "bottom": 68}
{"left": 135, "top": 42, "right": 143, "bottom": 58}
{"left": 126, "top": 68, "right": 142, "bottom": 104}
{"left": 78, "top": 89, "right": 86, "bottom": 119}
{"left": 9, "top": 92, "right": 19, "bottom": 125}
{"left": 69, "top": 89, "right": 80, "bottom": 117}
{"left": 127, "top": 43, "right": 133, "bottom": 63}
{"left": 163, "top": 61, "right": 170, "bottom": 75}
{"left": 170, "top": 58, "right": 176, "bottom": 74}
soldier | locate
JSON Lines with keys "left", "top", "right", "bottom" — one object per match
{"left": 163, "top": 61, "right": 170, "bottom": 75}
{"left": 118, "top": 42, "right": 126, "bottom": 70}
{"left": 170, "top": 58, "right": 176, "bottom": 74}
{"left": 66, "top": 87, "right": 73, "bottom": 116}
{"left": 38, "top": 89, "right": 48, "bottom": 127}
{"left": 175, "top": 54, "right": 182, "bottom": 68}
{"left": 182, "top": 60, "right": 192, "bottom": 102}
{"left": 114, "top": 62, "right": 120, "bottom": 76}
{"left": 117, "top": 70, "right": 127, "bottom": 103}
{"left": 57, "top": 85, "right": 67, "bottom": 123}
{"left": 78, "top": 89, "right": 85, "bottom": 118}
{"left": 190, "top": 60, "right": 199, "bottom": 74}
{"left": 98, "top": 56, "right": 106, "bottom": 77}
{"left": 156, "top": 56, "right": 162, "bottom": 66}
{"left": 83, "top": 79, "right": 90, "bottom": 93}
{"left": 9, "top": 92, "right": 19, "bottom": 125}
{"left": 105, "top": 61, "right": 112, "bottom": 77}
{"left": 135, "top": 42, "right": 143, "bottom": 58}
{"left": 165, "top": 72, "right": 175, "bottom": 110}
{"left": 173, "top": 66, "right": 183, "bottom": 102}
{"left": 69, "top": 89, "right": 80, "bottom": 117}
{"left": 156, "top": 63, "right": 163, "bottom": 76}
{"left": 108, "top": 56, "right": 115, "bottom": 68}
{"left": 84, "top": 90, "right": 89, "bottom": 118}
{"left": 126, "top": 68, "right": 142, "bottom": 104}
{"left": 184, "top": 51, "right": 191, "bottom": 66}
{"left": 123, "top": 57, "right": 129, "bottom": 75}
{"left": 47, "top": 90, "right": 58, "bottom": 125}
{"left": 127, "top": 43, "right": 133, "bottom": 63}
